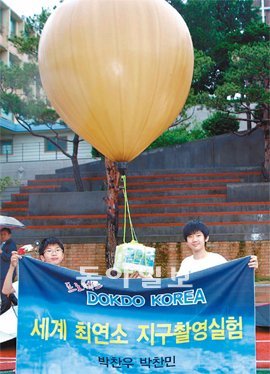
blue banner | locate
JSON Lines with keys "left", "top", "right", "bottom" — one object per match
{"left": 17, "top": 256, "right": 255, "bottom": 373}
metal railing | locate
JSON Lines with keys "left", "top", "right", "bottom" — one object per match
{"left": 0, "top": 142, "right": 92, "bottom": 163}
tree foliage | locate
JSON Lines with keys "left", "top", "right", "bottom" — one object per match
{"left": 10, "top": 9, "right": 51, "bottom": 60}
{"left": 166, "top": 0, "right": 270, "bottom": 177}
{"left": 211, "top": 42, "right": 270, "bottom": 117}
{"left": 202, "top": 112, "right": 239, "bottom": 137}
{"left": 148, "top": 124, "right": 206, "bottom": 150}
{"left": 168, "top": 0, "right": 266, "bottom": 89}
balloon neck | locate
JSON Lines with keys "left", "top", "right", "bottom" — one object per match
{"left": 117, "top": 162, "right": 128, "bottom": 176}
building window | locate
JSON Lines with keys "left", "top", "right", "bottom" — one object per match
{"left": 10, "top": 17, "right": 16, "bottom": 37}
{"left": 0, "top": 9, "right": 3, "bottom": 33}
{"left": 44, "top": 137, "right": 68, "bottom": 152}
{"left": 0, "top": 140, "right": 13, "bottom": 155}
{"left": 9, "top": 53, "right": 20, "bottom": 66}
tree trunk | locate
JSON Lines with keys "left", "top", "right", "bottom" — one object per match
{"left": 262, "top": 123, "right": 270, "bottom": 181}
{"left": 71, "top": 156, "right": 84, "bottom": 191}
{"left": 246, "top": 103, "right": 252, "bottom": 131}
{"left": 105, "top": 158, "right": 120, "bottom": 269}
{"left": 72, "top": 134, "right": 84, "bottom": 191}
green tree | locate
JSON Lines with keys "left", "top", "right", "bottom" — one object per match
{"left": 167, "top": 0, "right": 270, "bottom": 178}
{"left": 208, "top": 42, "right": 270, "bottom": 177}
{"left": 10, "top": 8, "right": 51, "bottom": 60}
{"left": 168, "top": 0, "right": 264, "bottom": 89}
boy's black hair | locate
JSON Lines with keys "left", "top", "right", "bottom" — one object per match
{"left": 0, "top": 227, "right": 12, "bottom": 234}
{"left": 183, "top": 220, "right": 209, "bottom": 241}
{"left": 39, "top": 237, "right": 65, "bottom": 255}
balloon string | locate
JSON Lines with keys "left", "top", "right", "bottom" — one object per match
{"left": 123, "top": 176, "right": 127, "bottom": 243}
{"left": 121, "top": 175, "right": 138, "bottom": 243}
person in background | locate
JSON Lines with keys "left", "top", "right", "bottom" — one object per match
{"left": 0, "top": 228, "right": 17, "bottom": 314}
{"left": 177, "top": 220, "right": 258, "bottom": 276}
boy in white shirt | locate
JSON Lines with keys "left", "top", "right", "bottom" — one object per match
{"left": 177, "top": 220, "right": 258, "bottom": 276}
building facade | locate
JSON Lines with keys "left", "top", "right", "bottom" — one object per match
{"left": 0, "top": 0, "right": 94, "bottom": 180}
{"left": 0, "top": 0, "right": 28, "bottom": 64}
{"left": 254, "top": 0, "right": 270, "bottom": 24}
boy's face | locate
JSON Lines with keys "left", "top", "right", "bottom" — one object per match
{"left": 1, "top": 230, "right": 11, "bottom": 242}
{"left": 186, "top": 230, "right": 209, "bottom": 253}
{"left": 40, "top": 243, "right": 64, "bottom": 265}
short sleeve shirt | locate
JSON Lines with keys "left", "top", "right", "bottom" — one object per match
{"left": 177, "top": 252, "right": 227, "bottom": 276}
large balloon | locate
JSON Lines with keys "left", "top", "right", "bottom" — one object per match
{"left": 38, "top": 0, "right": 193, "bottom": 162}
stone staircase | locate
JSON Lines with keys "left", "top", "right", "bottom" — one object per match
{"left": 1, "top": 167, "right": 269, "bottom": 244}
{"left": 0, "top": 186, "right": 20, "bottom": 208}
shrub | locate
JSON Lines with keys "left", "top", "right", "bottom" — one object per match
{"left": 91, "top": 147, "right": 104, "bottom": 158}
{"left": 148, "top": 123, "right": 206, "bottom": 150}
{"left": 202, "top": 112, "right": 239, "bottom": 136}
{"left": 0, "top": 176, "right": 19, "bottom": 192}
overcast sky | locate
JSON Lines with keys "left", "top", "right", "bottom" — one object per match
{"left": 4, "top": 0, "right": 61, "bottom": 17}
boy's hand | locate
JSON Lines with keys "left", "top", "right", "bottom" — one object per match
{"left": 128, "top": 271, "right": 141, "bottom": 279}
{"left": 10, "top": 251, "right": 22, "bottom": 268}
{"left": 248, "top": 255, "right": 258, "bottom": 269}
{"left": 128, "top": 271, "right": 153, "bottom": 279}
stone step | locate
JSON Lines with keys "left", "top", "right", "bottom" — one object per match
{"left": 130, "top": 223, "right": 270, "bottom": 242}
{"left": 7, "top": 196, "right": 268, "bottom": 218}
{"left": 34, "top": 171, "right": 104, "bottom": 180}
{"left": 2, "top": 201, "right": 28, "bottom": 208}
{"left": 11, "top": 203, "right": 270, "bottom": 228}
{"left": 55, "top": 165, "right": 262, "bottom": 177}
{"left": 24, "top": 171, "right": 262, "bottom": 198}
{"left": 17, "top": 214, "right": 106, "bottom": 226}
{"left": 0, "top": 186, "right": 21, "bottom": 205}
{"left": 11, "top": 193, "right": 30, "bottom": 202}
{"left": 13, "top": 220, "right": 270, "bottom": 244}
{"left": 121, "top": 201, "right": 270, "bottom": 213}
{"left": 27, "top": 175, "right": 104, "bottom": 186}
{"left": 30, "top": 177, "right": 243, "bottom": 186}
{"left": 33, "top": 169, "right": 262, "bottom": 183}
{"left": 127, "top": 171, "right": 261, "bottom": 188}
{"left": 27, "top": 177, "right": 245, "bottom": 192}
{"left": 20, "top": 185, "right": 62, "bottom": 193}
{"left": 0, "top": 207, "right": 28, "bottom": 215}
{"left": 34, "top": 174, "right": 71, "bottom": 180}
{"left": 11, "top": 192, "right": 227, "bottom": 204}
{"left": 124, "top": 194, "right": 227, "bottom": 204}
{"left": 126, "top": 178, "right": 242, "bottom": 189}
{"left": 13, "top": 226, "right": 107, "bottom": 244}
{"left": 132, "top": 212, "right": 270, "bottom": 224}
{"left": 255, "top": 285, "right": 270, "bottom": 304}
{"left": 125, "top": 186, "right": 227, "bottom": 198}
{"left": 15, "top": 211, "right": 270, "bottom": 226}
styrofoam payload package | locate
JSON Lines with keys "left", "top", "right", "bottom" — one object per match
{"left": 113, "top": 241, "right": 156, "bottom": 275}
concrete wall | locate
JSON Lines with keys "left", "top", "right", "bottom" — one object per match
{"left": 59, "top": 129, "right": 264, "bottom": 175}
{"left": 29, "top": 191, "right": 106, "bottom": 215}
{"left": 227, "top": 183, "right": 270, "bottom": 202}
{"left": 0, "top": 158, "right": 91, "bottom": 185}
